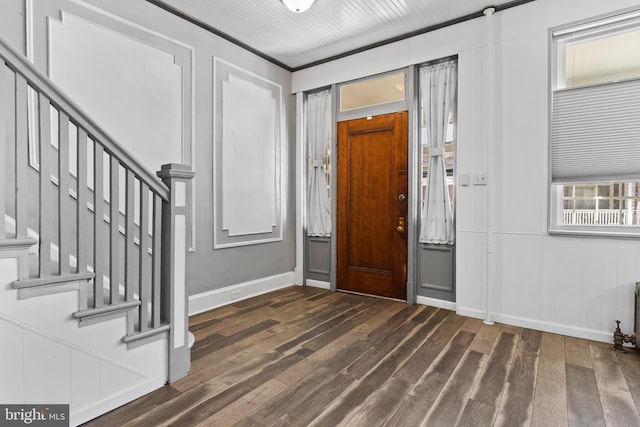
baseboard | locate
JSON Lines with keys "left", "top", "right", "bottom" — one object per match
{"left": 457, "top": 306, "right": 613, "bottom": 344}
{"left": 188, "top": 272, "right": 295, "bottom": 316}
{"left": 416, "top": 295, "right": 456, "bottom": 311}
{"left": 71, "top": 379, "right": 165, "bottom": 426}
{"left": 456, "top": 306, "right": 487, "bottom": 321}
{"left": 305, "top": 279, "right": 330, "bottom": 290}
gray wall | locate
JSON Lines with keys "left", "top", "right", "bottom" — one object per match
{"left": 305, "top": 236, "right": 331, "bottom": 282}
{"left": 418, "top": 245, "right": 455, "bottom": 302}
{"left": 86, "top": 0, "right": 296, "bottom": 297}
{"left": 3, "top": 0, "right": 296, "bottom": 297}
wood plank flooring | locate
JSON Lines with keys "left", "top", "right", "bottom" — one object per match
{"left": 83, "top": 286, "right": 640, "bottom": 427}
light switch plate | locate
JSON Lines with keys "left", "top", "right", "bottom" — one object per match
{"left": 473, "top": 173, "right": 487, "bottom": 185}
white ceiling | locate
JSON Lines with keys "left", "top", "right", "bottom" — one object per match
{"left": 149, "top": 0, "right": 532, "bottom": 70}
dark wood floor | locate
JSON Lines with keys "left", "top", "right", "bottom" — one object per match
{"left": 84, "top": 286, "right": 640, "bottom": 427}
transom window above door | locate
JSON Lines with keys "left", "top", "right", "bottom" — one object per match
{"left": 339, "top": 72, "right": 405, "bottom": 112}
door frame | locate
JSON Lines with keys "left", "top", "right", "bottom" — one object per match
{"left": 299, "top": 60, "right": 458, "bottom": 304}
{"left": 327, "top": 66, "right": 419, "bottom": 304}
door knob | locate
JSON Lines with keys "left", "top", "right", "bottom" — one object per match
{"left": 397, "top": 217, "right": 405, "bottom": 234}
{"left": 398, "top": 194, "right": 406, "bottom": 201}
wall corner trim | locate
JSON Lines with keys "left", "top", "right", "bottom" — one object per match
{"left": 294, "top": 266, "right": 304, "bottom": 285}
{"left": 188, "top": 272, "right": 295, "bottom": 316}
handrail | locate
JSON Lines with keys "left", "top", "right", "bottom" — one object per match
{"left": 0, "top": 37, "right": 169, "bottom": 201}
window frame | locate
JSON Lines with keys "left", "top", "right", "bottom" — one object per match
{"left": 550, "top": 181, "right": 640, "bottom": 237}
{"left": 552, "top": 10, "right": 640, "bottom": 90}
{"left": 336, "top": 69, "right": 409, "bottom": 122}
{"left": 548, "top": 8, "right": 640, "bottom": 238}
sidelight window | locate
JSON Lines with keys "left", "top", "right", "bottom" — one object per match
{"left": 418, "top": 59, "right": 457, "bottom": 245}
{"left": 306, "top": 89, "right": 332, "bottom": 237}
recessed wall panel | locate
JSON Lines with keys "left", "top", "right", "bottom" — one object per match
{"left": 221, "top": 74, "right": 276, "bottom": 236}
{"left": 48, "top": 12, "right": 183, "bottom": 172}
{"left": 213, "top": 58, "right": 284, "bottom": 248}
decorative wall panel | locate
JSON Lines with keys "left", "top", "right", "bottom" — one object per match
{"left": 214, "top": 58, "right": 283, "bottom": 248}
{"left": 222, "top": 74, "right": 277, "bottom": 236}
{"left": 49, "top": 12, "right": 182, "bottom": 172}
{"left": 42, "top": 2, "right": 195, "bottom": 250}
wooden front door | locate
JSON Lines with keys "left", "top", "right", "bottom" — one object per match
{"left": 337, "top": 112, "right": 408, "bottom": 300}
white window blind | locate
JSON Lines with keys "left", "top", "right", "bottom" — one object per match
{"left": 551, "top": 78, "right": 640, "bottom": 183}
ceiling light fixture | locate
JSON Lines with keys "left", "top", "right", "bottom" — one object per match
{"left": 282, "top": 0, "right": 316, "bottom": 13}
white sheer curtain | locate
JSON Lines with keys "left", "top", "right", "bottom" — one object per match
{"left": 419, "top": 61, "right": 457, "bottom": 244}
{"left": 306, "top": 90, "right": 332, "bottom": 236}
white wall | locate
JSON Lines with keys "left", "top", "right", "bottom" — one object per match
{"left": 292, "top": 0, "right": 640, "bottom": 342}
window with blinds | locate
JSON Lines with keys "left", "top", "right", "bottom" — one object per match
{"left": 550, "top": 9, "right": 640, "bottom": 235}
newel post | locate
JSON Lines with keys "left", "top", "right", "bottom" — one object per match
{"left": 157, "top": 163, "right": 195, "bottom": 383}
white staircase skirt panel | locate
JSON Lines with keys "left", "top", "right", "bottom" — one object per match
{"left": 221, "top": 74, "right": 277, "bottom": 236}
{"left": 0, "top": 257, "right": 166, "bottom": 425}
{"left": 0, "top": 318, "right": 25, "bottom": 403}
{"left": 48, "top": 12, "right": 182, "bottom": 172}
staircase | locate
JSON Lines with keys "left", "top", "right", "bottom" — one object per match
{"left": 0, "top": 37, "right": 194, "bottom": 425}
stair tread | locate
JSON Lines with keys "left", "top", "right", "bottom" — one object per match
{"left": 12, "top": 272, "right": 95, "bottom": 288}
{"left": 73, "top": 299, "right": 141, "bottom": 319}
{"left": 0, "top": 237, "right": 38, "bottom": 250}
{"left": 122, "top": 324, "right": 170, "bottom": 343}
